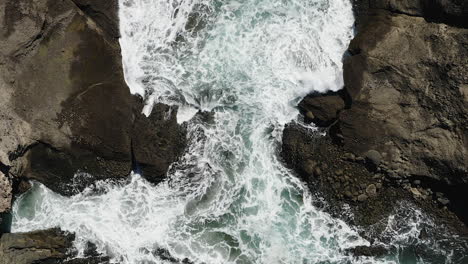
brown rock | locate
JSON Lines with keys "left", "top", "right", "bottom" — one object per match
{"left": 0, "top": 229, "right": 109, "bottom": 264}
{"left": 341, "top": 11, "right": 468, "bottom": 186}
{"left": 314, "top": 167, "right": 322, "bottom": 177}
{"left": 0, "top": 0, "right": 186, "bottom": 195}
{"left": 410, "top": 187, "right": 422, "bottom": 198}
{"left": 365, "top": 184, "right": 377, "bottom": 197}
{"left": 302, "top": 159, "right": 317, "bottom": 175}
{"left": 0, "top": 229, "right": 73, "bottom": 264}
{"left": 299, "top": 93, "right": 345, "bottom": 127}
{"left": 365, "top": 150, "right": 382, "bottom": 167}
{"left": 0, "top": 172, "right": 12, "bottom": 214}
{"left": 357, "top": 193, "right": 368, "bottom": 202}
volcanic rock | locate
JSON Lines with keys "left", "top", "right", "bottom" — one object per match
{"left": 299, "top": 92, "right": 346, "bottom": 127}
{"left": 0, "top": 0, "right": 186, "bottom": 196}
{"left": 341, "top": 11, "right": 468, "bottom": 185}
{"left": 282, "top": 0, "right": 468, "bottom": 242}
{"left": 0, "top": 229, "right": 109, "bottom": 264}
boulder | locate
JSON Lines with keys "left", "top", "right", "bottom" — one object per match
{"left": 364, "top": 150, "right": 382, "bottom": 167}
{"left": 299, "top": 93, "right": 345, "bottom": 127}
{"left": 357, "top": 193, "right": 368, "bottom": 202}
{"left": 366, "top": 184, "right": 377, "bottom": 197}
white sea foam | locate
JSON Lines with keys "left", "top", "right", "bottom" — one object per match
{"left": 11, "top": 0, "right": 436, "bottom": 263}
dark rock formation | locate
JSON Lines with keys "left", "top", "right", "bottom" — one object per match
{"left": 132, "top": 103, "right": 187, "bottom": 183}
{"left": 345, "top": 245, "right": 388, "bottom": 257}
{"left": 0, "top": 229, "right": 109, "bottom": 264}
{"left": 0, "top": 0, "right": 185, "bottom": 208}
{"left": 282, "top": 0, "right": 468, "bottom": 242}
{"left": 352, "top": 0, "right": 468, "bottom": 29}
{"left": 71, "top": 0, "right": 120, "bottom": 38}
{"left": 298, "top": 90, "right": 346, "bottom": 127}
{"left": 341, "top": 10, "right": 468, "bottom": 185}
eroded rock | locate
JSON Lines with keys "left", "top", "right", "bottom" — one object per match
{"left": 299, "top": 92, "right": 346, "bottom": 126}
{"left": 0, "top": 172, "right": 12, "bottom": 213}
{"left": 0, "top": 229, "right": 109, "bottom": 264}
{"left": 283, "top": 0, "right": 468, "bottom": 241}
{"left": 0, "top": 0, "right": 186, "bottom": 196}
{"left": 341, "top": 11, "right": 468, "bottom": 184}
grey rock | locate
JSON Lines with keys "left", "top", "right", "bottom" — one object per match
{"left": 365, "top": 184, "right": 377, "bottom": 197}
{"left": 314, "top": 167, "right": 322, "bottom": 177}
{"left": 0, "top": 229, "right": 72, "bottom": 264}
{"left": 345, "top": 191, "right": 353, "bottom": 198}
{"left": 438, "top": 197, "right": 450, "bottom": 205}
{"left": 0, "top": 172, "right": 12, "bottom": 214}
{"left": 343, "top": 153, "right": 356, "bottom": 161}
{"left": 357, "top": 194, "right": 368, "bottom": 202}
{"left": 365, "top": 150, "right": 382, "bottom": 167}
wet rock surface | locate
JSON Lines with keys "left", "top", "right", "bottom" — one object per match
{"left": 0, "top": 172, "right": 12, "bottom": 214}
{"left": 298, "top": 90, "right": 347, "bottom": 127}
{"left": 282, "top": 0, "right": 468, "bottom": 255}
{"left": 0, "top": 0, "right": 186, "bottom": 199}
{"left": 0, "top": 0, "right": 187, "bottom": 260}
{"left": 282, "top": 124, "right": 468, "bottom": 252}
{"left": 0, "top": 229, "right": 109, "bottom": 264}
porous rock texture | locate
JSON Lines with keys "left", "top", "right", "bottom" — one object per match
{"left": 0, "top": 0, "right": 185, "bottom": 222}
{"left": 0, "top": 229, "right": 109, "bottom": 264}
{"left": 282, "top": 0, "right": 468, "bottom": 248}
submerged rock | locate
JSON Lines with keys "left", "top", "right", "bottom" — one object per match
{"left": 364, "top": 150, "right": 382, "bottom": 167}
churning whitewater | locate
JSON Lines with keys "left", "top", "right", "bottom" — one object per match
{"left": 13, "top": 0, "right": 400, "bottom": 263}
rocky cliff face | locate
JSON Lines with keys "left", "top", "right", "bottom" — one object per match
{"left": 0, "top": 229, "right": 109, "bottom": 264}
{"left": 0, "top": 0, "right": 186, "bottom": 231}
{"left": 282, "top": 0, "right": 468, "bottom": 243}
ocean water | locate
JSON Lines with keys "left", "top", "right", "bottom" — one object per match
{"left": 11, "top": 0, "right": 467, "bottom": 263}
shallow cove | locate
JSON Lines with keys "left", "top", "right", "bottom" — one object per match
{"left": 10, "top": 0, "right": 467, "bottom": 263}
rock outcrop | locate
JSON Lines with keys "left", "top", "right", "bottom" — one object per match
{"left": 0, "top": 229, "right": 109, "bottom": 264}
{"left": 0, "top": 0, "right": 186, "bottom": 221}
{"left": 282, "top": 0, "right": 468, "bottom": 237}
{"left": 341, "top": 9, "right": 468, "bottom": 186}
{"left": 298, "top": 90, "right": 347, "bottom": 126}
